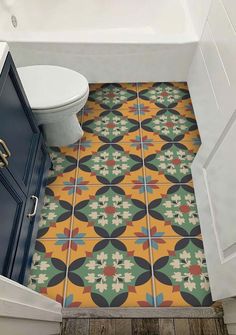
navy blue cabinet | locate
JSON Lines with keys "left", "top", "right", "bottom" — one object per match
{"left": 0, "top": 53, "right": 50, "bottom": 284}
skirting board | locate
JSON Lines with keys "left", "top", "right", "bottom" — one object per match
{"left": 62, "top": 307, "right": 222, "bottom": 319}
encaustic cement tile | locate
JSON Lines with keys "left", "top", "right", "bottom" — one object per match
{"left": 30, "top": 82, "right": 210, "bottom": 309}
{"left": 85, "top": 83, "right": 138, "bottom": 112}
{"left": 65, "top": 238, "right": 153, "bottom": 308}
{"left": 143, "top": 141, "right": 199, "bottom": 184}
{"left": 47, "top": 145, "right": 79, "bottom": 187}
{"left": 83, "top": 105, "right": 140, "bottom": 125}
{"left": 37, "top": 186, "right": 74, "bottom": 239}
{"left": 139, "top": 105, "right": 196, "bottom": 122}
{"left": 137, "top": 82, "right": 191, "bottom": 110}
{"left": 147, "top": 183, "right": 201, "bottom": 238}
{"left": 28, "top": 239, "right": 68, "bottom": 305}
{"left": 152, "top": 238, "right": 213, "bottom": 307}
{"left": 72, "top": 185, "right": 148, "bottom": 239}
{"left": 141, "top": 109, "right": 199, "bottom": 143}
{"left": 82, "top": 109, "right": 141, "bottom": 143}
{"left": 78, "top": 142, "right": 144, "bottom": 185}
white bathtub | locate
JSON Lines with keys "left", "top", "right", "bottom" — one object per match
{"left": 0, "top": 0, "right": 198, "bottom": 82}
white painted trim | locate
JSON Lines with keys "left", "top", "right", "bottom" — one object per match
{"left": 0, "top": 276, "right": 62, "bottom": 334}
{"left": 0, "top": 318, "right": 61, "bottom": 335}
{"left": 0, "top": 298, "right": 61, "bottom": 322}
{"left": 223, "top": 299, "right": 236, "bottom": 335}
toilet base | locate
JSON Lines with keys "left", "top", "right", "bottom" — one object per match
{"left": 41, "top": 114, "right": 84, "bottom": 146}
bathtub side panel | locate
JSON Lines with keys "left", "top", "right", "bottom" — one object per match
{"left": 9, "top": 42, "right": 197, "bottom": 83}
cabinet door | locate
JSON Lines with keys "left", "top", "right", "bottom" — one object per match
{"left": 11, "top": 138, "right": 50, "bottom": 284}
{"left": 192, "top": 113, "right": 236, "bottom": 301}
{"left": 0, "top": 169, "right": 26, "bottom": 278}
{"left": 0, "top": 53, "right": 40, "bottom": 195}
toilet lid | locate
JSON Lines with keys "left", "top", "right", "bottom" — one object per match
{"left": 17, "top": 65, "right": 89, "bottom": 110}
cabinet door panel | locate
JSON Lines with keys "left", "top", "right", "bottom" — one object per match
{"left": 0, "top": 54, "right": 40, "bottom": 194}
{"left": 0, "top": 170, "right": 26, "bottom": 277}
{"left": 11, "top": 138, "right": 50, "bottom": 284}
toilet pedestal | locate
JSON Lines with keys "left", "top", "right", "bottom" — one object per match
{"left": 17, "top": 65, "right": 89, "bottom": 147}
{"left": 41, "top": 114, "right": 84, "bottom": 147}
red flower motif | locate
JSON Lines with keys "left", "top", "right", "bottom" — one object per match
{"left": 56, "top": 294, "right": 64, "bottom": 305}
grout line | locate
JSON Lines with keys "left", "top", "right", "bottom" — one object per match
{"left": 62, "top": 231, "right": 72, "bottom": 307}
{"left": 38, "top": 236, "right": 202, "bottom": 241}
{"left": 141, "top": 144, "right": 157, "bottom": 306}
{"left": 49, "top": 182, "right": 194, "bottom": 187}
{"left": 62, "top": 113, "right": 83, "bottom": 307}
{"left": 77, "top": 139, "right": 199, "bottom": 144}
{"left": 138, "top": 101, "right": 157, "bottom": 307}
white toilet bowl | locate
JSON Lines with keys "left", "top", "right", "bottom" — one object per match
{"left": 17, "top": 65, "right": 89, "bottom": 146}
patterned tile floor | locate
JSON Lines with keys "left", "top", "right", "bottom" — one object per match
{"left": 28, "top": 82, "right": 213, "bottom": 308}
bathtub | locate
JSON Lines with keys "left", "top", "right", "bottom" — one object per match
{"left": 0, "top": 0, "right": 198, "bottom": 82}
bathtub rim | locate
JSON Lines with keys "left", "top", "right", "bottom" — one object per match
{"left": 0, "top": 29, "right": 199, "bottom": 45}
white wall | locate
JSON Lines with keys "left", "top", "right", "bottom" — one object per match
{"left": 188, "top": 0, "right": 236, "bottom": 150}
{"left": 184, "top": 0, "right": 212, "bottom": 38}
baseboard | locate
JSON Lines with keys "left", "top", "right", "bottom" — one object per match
{"left": 62, "top": 307, "right": 222, "bottom": 319}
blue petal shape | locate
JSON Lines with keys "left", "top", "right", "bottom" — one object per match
{"left": 56, "top": 233, "right": 67, "bottom": 239}
{"left": 156, "top": 293, "right": 164, "bottom": 306}
{"left": 146, "top": 185, "right": 154, "bottom": 194}
{"left": 65, "top": 294, "right": 73, "bottom": 307}
{"left": 141, "top": 227, "right": 148, "bottom": 235}
{"left": 151, "top": 240, "right": 158, "bottom": 250}
{"left": 55, "top": 239, "right": 67, "bottom": 245}
{"left": 135, "top": 238, "right": 147, "bottom": 245}
{"left": 146, "top": 293, "right": 154, "bottom": 306}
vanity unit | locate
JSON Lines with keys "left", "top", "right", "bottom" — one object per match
{"left": 0, "top": 43, "right": 50, "bottom": 284}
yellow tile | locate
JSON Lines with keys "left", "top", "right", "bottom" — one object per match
{"left": 47, "top": 145, "right": 78, "bottom": 187}
{"left": 137, "top": 82, "right": 191, "bottom": 111}
{"left": 140, "top": 105, "right": 196, "bottom": 121}
{"left": 152, "top": 237, "right": 212, "bottom": 307}
{"left": 65, "top": 238, "right": 153, "bottom": 307}
{"left": 73, "top": 185, "right": 148, "bottom": 238}
{"left": 85, "top": 83, "right": 138, "bottom": 111}
{"left": 78, "top": 142, "right": 144, "bottom": 185}
{"left": 147, "top": 183, "right": 201, "bottom": 237}
{"left": 141, "top": 110, "right": 199, "bottom": 142}
{"left": 144, "top": 142, "right": 199, "bottom": 184}
{"left": 37, "top": 186, "right": 74, "bottom": 239}
{"left": 28, "top": 239, "right": 68, "bottom": 305}
{"left": 82, "top": 109, "right": 141, "bottom": 143}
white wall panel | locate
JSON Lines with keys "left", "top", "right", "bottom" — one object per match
{"left": 188, "top": 46, "right": 223, "bottom": 151}
{"left": 221, "top": 0, "right": 236, "bottom": 31}
{"left": 188, "top": 0, "right": 236, "bottom": 147}
{"left": 208, "top": 0, "right": 236, "bottom": 88}
{"left": 201, "top": 22, "right": 234, "bottom": 117}
{"left": 184, "top": 0, "right": 212, "bottom": 37}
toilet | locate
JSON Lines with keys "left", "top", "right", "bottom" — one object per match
{"left": 17, "top": 65, "right": 89, "bottom": 147}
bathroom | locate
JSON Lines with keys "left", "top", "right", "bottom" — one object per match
{"left": 0, "top": 0, "right": 235, "bottom": 334}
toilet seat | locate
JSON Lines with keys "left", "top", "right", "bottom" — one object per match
{"left": 33, "top": 90, "right": 89, "bottom": 125}
{"left": 17, "top": 65, "right": 89, "bottom": 110}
